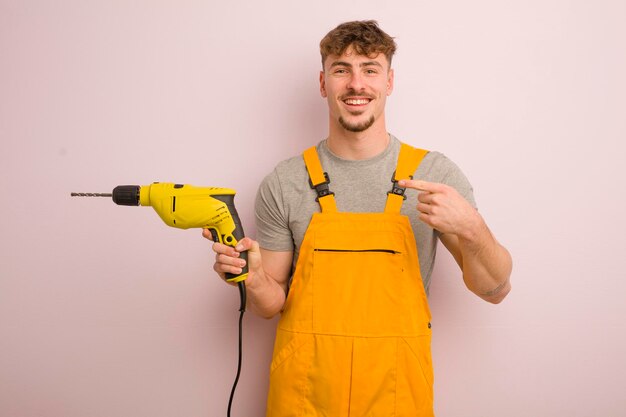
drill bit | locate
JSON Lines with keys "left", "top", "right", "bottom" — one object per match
{"left": 70, "top": 192, "right": 113, "bottom": 197}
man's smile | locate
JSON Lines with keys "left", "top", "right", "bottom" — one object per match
{"left": 343, "top": 98, "right": 371, "bottom": 106}
{"left": 340, "top": 95, "right": 374, "bottom": 113}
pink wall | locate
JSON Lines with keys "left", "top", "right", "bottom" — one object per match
{"left": 1, "top": 1, "right": 625, "bottom": 416}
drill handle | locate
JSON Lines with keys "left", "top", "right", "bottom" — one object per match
{"left": 211, "top": 195, "right": 248, "bottom": 283}
{"left": 207, "top": 227, "right": 248, "bottom": 282}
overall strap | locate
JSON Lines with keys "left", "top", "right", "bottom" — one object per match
{"left": 303, "top": 146, "right": 338, "bottom": 213}
{"left": 384, "top": 143, "right": 429, "bottom": 214}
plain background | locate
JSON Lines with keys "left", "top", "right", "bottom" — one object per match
{"left": 1, "top": 1, "right": 625, "bottom": 416}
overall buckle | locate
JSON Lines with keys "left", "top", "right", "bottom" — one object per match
{"left": 309, "top": 172, "right": 335, "bottom": 201}
{"left": 388, "top": 170, "right": 412, "bottom": 200}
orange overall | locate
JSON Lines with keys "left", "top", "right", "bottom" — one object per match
{"left": 266, "top": 144, "right": 434, "bottom": 417}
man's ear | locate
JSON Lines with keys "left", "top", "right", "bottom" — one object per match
{"left": 387, "top": 68, "right": 394, "bottom": 96}
{"left": 319, "top": 71, "right": 327, "bottom": 98}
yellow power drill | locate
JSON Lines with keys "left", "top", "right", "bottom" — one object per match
{"left": 71, "top": 182, "right": 247, "bottom": 416}
{"left": 72, "top": 182, "right": 247, "bottom": 282}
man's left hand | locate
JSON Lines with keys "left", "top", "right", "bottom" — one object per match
{"left": 398, "top": 179, "right": 480, "bottom": 239}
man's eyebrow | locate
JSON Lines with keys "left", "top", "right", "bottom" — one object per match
{"left": 329, "top": 60, "right": 384, "bottom": 68}
{"left": 329, "top": 61, "right": 352, "bottom": 68}
{"left": 360, "top": 61, "right": 383, "bottom": 68}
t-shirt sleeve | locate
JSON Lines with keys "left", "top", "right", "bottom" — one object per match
{"left": 254, "top": 169, "right": 295, "bottom": 252}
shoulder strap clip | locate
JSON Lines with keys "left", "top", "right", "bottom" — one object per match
{"left": 384, "top": 143, "right": 429, "bottom": 214}
{"left": 309, "top": 172, "right": 335, "bottom": 201}
{"left": 388, "top": 170, "right": 413, "bottom": 200}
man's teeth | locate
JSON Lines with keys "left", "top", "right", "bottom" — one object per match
{"left": 344, "top": 99, "right": 370, "bottom": 105}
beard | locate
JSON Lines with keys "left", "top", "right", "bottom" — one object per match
{"left": 338, "top": 114, "right": 376, "bottom": 133}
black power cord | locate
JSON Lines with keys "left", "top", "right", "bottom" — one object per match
{"left": 227, "top": 281, "right": 246, "bottom": 417}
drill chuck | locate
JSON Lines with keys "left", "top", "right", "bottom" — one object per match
{"left": 112, "top": 185, "right": 141, "bottom": 206}
{"left": 71, "top": 187, "right": 140, "bottom": 205}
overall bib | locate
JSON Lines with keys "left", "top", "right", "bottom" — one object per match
{"left": 266, "top": 144, "right": 434, "bottom": 417}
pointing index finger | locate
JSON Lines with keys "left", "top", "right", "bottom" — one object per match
{"left": 398, "top": 179, "right": 440, "bottom": 192}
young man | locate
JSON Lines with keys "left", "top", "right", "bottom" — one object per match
{"left": 207, "top": 20, "right": 512, "bottom": 417}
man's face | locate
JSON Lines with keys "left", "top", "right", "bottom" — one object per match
{"left": 320, "top": 46, "right": 394, "bottom": 133}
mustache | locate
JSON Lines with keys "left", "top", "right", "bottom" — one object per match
{"left": 340, "top": 91, "right": 375, "bottom": 100}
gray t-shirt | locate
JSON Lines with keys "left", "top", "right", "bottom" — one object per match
{"left": 254, "top": 134, "right": 476, "bottom": 294}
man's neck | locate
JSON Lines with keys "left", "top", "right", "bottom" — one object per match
{"left": 326, "top": 120, "right": 390, "bottom": 160}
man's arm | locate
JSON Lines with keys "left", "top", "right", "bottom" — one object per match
{"left": 204, "top": 231, "right": 293, "bottom": 318}
{"left": 399, "top": 179, "right": 512, "bottom": 304}
{"left": 439, "top": 226, "right": 512, "bottom": 304}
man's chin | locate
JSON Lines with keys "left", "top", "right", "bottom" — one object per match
{"left": 339, "top": 115, "right": 376, "bottom": 133}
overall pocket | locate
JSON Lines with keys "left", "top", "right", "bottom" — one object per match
{"left": 267, "top": 331, "right": 314, "bottom": 416}
{"left": 395, "top": 335, "right": 435, "bottom": 417}
{"left": 311, "top": 232, "right": 412, "bottom": 336}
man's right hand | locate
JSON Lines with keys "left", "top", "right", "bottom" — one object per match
{"left": 202, "top": 231, "right": 260, "bottom": 286}
{"left": 202, "top": 230, "right": 293, "bottom": 318}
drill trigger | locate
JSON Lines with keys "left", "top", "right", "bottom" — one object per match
{"left": 208, "top": 228, "right": 219, "bottom": 243}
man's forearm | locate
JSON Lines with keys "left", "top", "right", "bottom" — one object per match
{"left": 244, "top": 269, "right": 288, "bottom": 319}
{"left": 456, "top": 218, "right": 512, "bottom": 303}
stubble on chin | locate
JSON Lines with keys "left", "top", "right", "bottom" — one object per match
{"left": 338, "top": 115, "right": 376, "bottom": 133}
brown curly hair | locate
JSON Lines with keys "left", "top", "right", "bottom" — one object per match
{"left": 319, "top": 20, "right": 397, "bottom": 69}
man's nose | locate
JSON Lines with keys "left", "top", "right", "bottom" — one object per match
{"left": 346, "top": 72, "right": 365, "bottom": 91}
